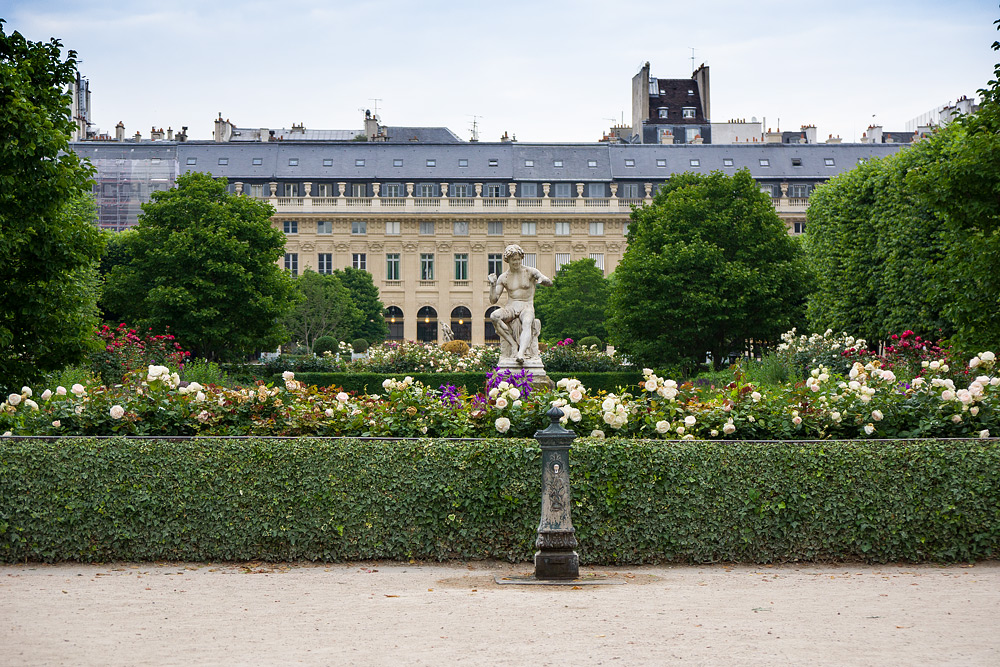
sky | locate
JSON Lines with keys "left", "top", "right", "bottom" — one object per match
{"left": 5, "top": 0, "right": 998, "bottom": 143}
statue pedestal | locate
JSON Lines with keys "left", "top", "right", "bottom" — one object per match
{"left": 496, "top": 357, "right": 554, "bottom": 390}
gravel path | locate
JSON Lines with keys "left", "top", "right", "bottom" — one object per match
{"left": 2, "top": 561, "right": 998, "bottom": 666}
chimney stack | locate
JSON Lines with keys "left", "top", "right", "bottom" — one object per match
{"left": 115, "top": 121, "right": 125, "bottom": 141}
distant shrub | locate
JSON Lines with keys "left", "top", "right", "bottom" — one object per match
{"left": 313, "top": 336, "right": 338, "bottom": 356}
{"left": 442, "top": 340, "right": 470, "bottom": 356}
{"left": 578, "top": 336, "right": 602, "bottom": 349}
{"left": 351, "top": 338, "right": 370, "bottom": 354}
{"left": 182, "top": 358, "right": 232, "bottom": 386}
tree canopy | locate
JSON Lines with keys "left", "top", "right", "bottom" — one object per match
{"left": 805, "top": 19, "right": 1000, "bottom": 350}
{"left": 534, "top": 258, "right": 610, "bottom": 343}
{"left": 282, "top": 269, "right": 361, "bottom": 350}
{"left": 0, "top": 23, "right": 105, "bottom": 392}
{"left": 332, "top": 267, "right": 388, "bottom": 345}
{"left": 607, "top": 169, "right": 810, "bottom": 372}
{"left": 103, "top": 172, "right": 295, "bottom": 360}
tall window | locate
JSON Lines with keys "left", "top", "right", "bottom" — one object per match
{"left": 351, "top": 221, "right": 367, "bottom": 235}
{"left": 284, "top": 253, "right": 298, "bottom": 276}
{"left": 523, "top": 253, "right": 536, "bottom": 268}
{"left": 385, "top": 306, "right": 404, "bottom": 340}
{"left": 419, "top": 221, "right": 435, "bottom": 235}
{"left": 555, "top": 221, "right": 570, "bottom": 236}
{"left": 451, "top": 306, "right": 472, "bottom": 341}
{"left": 793, "top": 221, "right": 807, "bottom": 234}
{"left": 487, "top": 221, "right": 503, "bottom": 236}
{"left": 316, "top": 183, "right": 331, "bottom": 197}
{"left": 454, "top": 253, "right": 469, "bottom": 280}
{"left": 351, "top": 183, "right": 366, "bottom": 197}
{"left": 386, "top": 253, "right": 400, "bottom": 280}
{"left": 789, "top": 184, "right": 810, "bottom": 198}
{"left": 554, "top": 183, "right": 571, "bottom": 198}
{"left": 555, "top": 253, "right": 571, "bottom": 272}
{"left": 283, "top": 220, "right": 298, "bottom": 234}
{"left": 420, "top": 253, "right": 435, "bottom": 280}
{"left": 418, "top": 183, "right": 436, "bottom": 197}
{"left": 383, "top": 183, "right": 402, "bottom": 197}
{"left": 385, "top": 221, "right": 400, "bottom": 235}
{"left": 520, "top": 183, "right": 537, "bottom": 198}
{"left": 317, "top": 220, "right": 332, "bottom": 235}
{"left": 589, "top": 221, "right": 604, "bottom": 236}
{"left": 452, "top": 183, "right": 469, "bottom": 197}
{"left": 453, "top": 221, "right": 469, "bottom": 236}
{"left": 521, "top": 221, "right": 536, "bottom": 236}
{"left": 587, "top": 183, "right": 605, "bottom": 198}
{"left": 352, "top": 253, "right": 367, "bottom": 270}
{"left": 589, "top": 253, "right": 605, "bottom": 272}
{"left": 619, "top": 183, "right": 639, "bottom": 199}
{"left": 284, "top": 184, "right": 298, "bottom": 197}
{"left": 318, "top": 253, "right": 333, "bottom": 274}
{"left": 417, "top": 306, "right": 437, "bottom": 342}
{"left": 485, "top": 183, "right": 504, "bottom": 197}
{"left": 250, "top": 184, "right": 263, "bottom": 197}
{"left": 487, "top": 253, "right": 503, "bottom": 277}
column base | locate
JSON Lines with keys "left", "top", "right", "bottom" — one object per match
{"left": 534, "top": 550, "right": 580, "bottom": 580}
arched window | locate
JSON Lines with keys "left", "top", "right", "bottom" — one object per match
{"left": 451, "top": 306, "right": 472, "bottom": 341}
{"left": 416, "top": 306, "right": 438, "bottom": 343}
{"left": 484, "top": 306, "right": 500, "bottom": 345}
{"left": 385, "top": 306, "right": 404, "bottom": 341}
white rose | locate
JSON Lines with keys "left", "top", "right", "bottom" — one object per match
{"left": 655, "top": 420, "right": 670, "bottom": 434}
{"left": 337, "top": 392, "right": 349, "bottom": 403}
{"left": 751, "top": 392, "right": 761, "bottom": 403}
{"left": 792, "top": 416, "right": 802, "bottom": 425}
{"left": 601, "top": 397, "right": 616, "bottom": 412}
{"left": 675, "top": 426, "right": 685, "bottom": 435}
{"left": 52, "top": 420, "right": 61, "bottom": 428}
{"left": 710, "top": 429, "right": 719, "bottom": 437}
{"left": 71, "top": 384, "right": 85, "bottom": 396}
{"left": 569, "top": 390, "right": 583, "bottom": 403}
{"left": 25, "top": 399, "right": 37, "bottom": 411}
{"left": 871, "top": 410, "right": 883, "bottom": 421}
{"left": 109, "top": 405, "right": 125, "bottom": 419}
{"left": 952, "top": 414, "right": 962, "bottom": 424}
{"left": 495, "top": 397, "right": 508, "bottom": 409}
{"left": 197, "top": 410, "right": 210, "bottom": 423}
{"left": 591, "top": 430, "right": 605, "bottom": 439}
{"left": 980, "top": 429, "right": 990, "bottom": 439}
{"left": 748, "top": 416, "right": 756, "bottom": 423}
{"left": 489, "top": 388, "right": 500, "bottom": 398}
{"left": 7, "top": 394, "right": 20, "bottom": 406}
{"left": 568, "top": 408, "right": 581, "bottom": 422}
{"left": 21, "top": 386, "right": 32, "bottom": 397}
{"left": 981, "top": 351, "right": 996, "bottom": 362}
{"left": 495, "top": 417, "right": 511, "bottom": 433}
{"left": 921, "top": 361, "right": 929, "bottom": 368}
{"left": 970, "top": 406, "right": 980, "bottom": 416}
{"left": 831, "top": 411, "right": 841, "bottom": 422}
{"left": 382, "top": 379, "right": 392, "bottom": 390}
{"left": 684, "top": 415, "right": 696, "bottom": 427}
{"left": 513, "top": 400, "right": 522, "bottom": 408}
{"left": 187, "top": 382, "right": 204, "bottom": 393}
{"left": 195, "top": 391, "right": 206, "bottom": 402}
{"left": 941, "top": 364, "right": 950, "bottom": 373}
{"left": 941, "top": 390, "right": 955, "bottom": 402}
{"left": 930, "top": 361, "right": 940, "bottom": 371}
{"left": 723, "top": 422, "right": 736, "bottom": 435}
{"left": 644, "top": 379, "right": 658, "bottom": 392}
{"left": 56, "top": 386, "right": 67, "bottom": 396}
{"left": 325, "top": 408, "right": 335, "bottom": 417}
{"left": 864, "top": 424, "right": 875, "bottom": 435}
{"left": 282, "top": 371, "right": 295, "bottom": 381}
{"left": 508, "top": 388, "right": 521, "bottom": 401}
{"left": 969, "top": 357, "right": 982, "bottom": 369}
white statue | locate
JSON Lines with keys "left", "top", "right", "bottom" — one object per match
{"left": 440, "top": 322, "right": 455, "bottom": 342}
{"left": 488, "top": 244, "right": 552, "bottom": 366}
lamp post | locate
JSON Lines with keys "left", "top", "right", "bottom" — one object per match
{"left": 533, "top": 405, "right": 579, "bottom": 579}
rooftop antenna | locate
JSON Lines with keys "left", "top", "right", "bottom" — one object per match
{"left": 369, "top": 98, "right": 382, "bottom": 120}
{"left": 468, "top": 115, "right": 482, "bottom": 142}
{"left": 689, "top": 47, "right": 696, "bottom": 74}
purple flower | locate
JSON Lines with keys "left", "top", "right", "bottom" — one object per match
{"left": 486, "top": 367, "right": 534, "bottom": 397}
{"left": 438, "top": 384, "right": 461, "bottom": 406}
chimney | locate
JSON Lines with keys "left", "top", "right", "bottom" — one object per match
{"left": 364, "top": 109, "right": 379, "bottom": 141}
{"left": 150, "top": 126, "right": 164, "bottom": 141}
{"left": 115, "top": 121, "right": 125, "bottom": 141}
{"left": 133, "top": 131, "right": 142, "bottom": 141}
{"left": 167, "top": 127, "right": 173, "bottom": 141}
{"left": 178, "top": 126, "right": 188, "bottom": 142}
{"left": 800, "top": 125, "right": 817, "bottom": 144}
{"left": 213, "top": 113, "right": 233, "bottom": 142}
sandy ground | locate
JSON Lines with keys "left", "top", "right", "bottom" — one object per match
{"left": 1, "top": 560, "right": 998, "bottom": 666}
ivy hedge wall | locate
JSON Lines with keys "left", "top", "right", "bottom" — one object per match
{"left": 1, "top": 437, "right": 998, "bottom": 564}
{"left": 274, "top": 371, "right": 645, "bottom": 394}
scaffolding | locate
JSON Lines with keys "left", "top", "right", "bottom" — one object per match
{"left": 90, "top": 149, "right": 177, "bottom": 231}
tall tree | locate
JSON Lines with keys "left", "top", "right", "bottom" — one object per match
{"left": 0, "top": 23, "right": 105, "bottom": 393}
{"left": 534, "top": 258, "right": 609, "bottom": 342}
{"left": 333, "top": 267, "right": 389, "bottom": 344}
{"left": 103, "top": 172, "right": 295, "bottom": 360}
{"left": 607, "top": 169, "right": 810, "bottom": 371}
{"left": 282, "top": 269, "right": 361, "bottom": 350}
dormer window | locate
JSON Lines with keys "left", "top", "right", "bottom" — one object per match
{"left": 682, "top": 108, "right": 696, "bottom": 119}
{"left": 658, "top": 107, "right": 669, "bottom": 118}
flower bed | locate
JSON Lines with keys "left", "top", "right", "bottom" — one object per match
{"left": 1, "top": 346, "right": 997, "bottom": 438}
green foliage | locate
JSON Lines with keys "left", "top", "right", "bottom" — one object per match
{"left": 282, "top": 269, "right": 360, "bottom": 351}
{"left": 0, "top": 24, "right": 105, "bottom": 393}
{"left": 334, "top": 268, "right": 389, "bottom": 345}
{"left": 102, "top": 172, "right": 296, "bottom": 360}
{"left": 2, "top": 437, "right": 998, "bottom": 564}
{"left": 96, "top": 228, "right": 135, "bottom": 324}
{"left": 608, "top": 169, "right": 811, "bottom": 372}
{"left": 277, "top": 371, "right": 643, "bottom": 395}
{"left": 181, "top": 358, "right": 232, "bottom": 386}
{"left": 312, "top": 336, "right": 338, "bottom": 356}
{"left": 541, "top": 342, "right": 626, "bottom": 372}
{"left": 351, "top": 338, "right": 370, "bottom": 353}
{"left": 534, "top": 258, "right": 610, "bottom": 342}
{"left": 578, "top": 336, "right": 602, "bottom": 348}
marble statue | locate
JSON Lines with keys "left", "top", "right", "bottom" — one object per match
{"left": 488, "top": 244, "right": 553, "bottom": 371}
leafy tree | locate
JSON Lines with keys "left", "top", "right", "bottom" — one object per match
{"left": 97, "top": 227, "right": 136, "bottom": 326}
{"left": 607, "top": 169, "right": 810, "bottom": 372}
{"left": 282, "top": 269, "right": 360, "bottom": 350}
{"left": 0, "top": 24, "right": 105, "bottom": 393}
{"left": 103, "top": 172, "right": 295, "bottom": 360}
{"left": 333, "top": 267, "right": 388, "bottom": 344}
{"left": 534, "top": 258, "right": 609, "bottom": 342}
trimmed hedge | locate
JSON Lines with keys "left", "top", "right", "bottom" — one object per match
{"left": 278, "top": 371, "right": 645, "bottom": 394}
{"left": 1, "top": 437, "right": 999, "bottom": 564}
